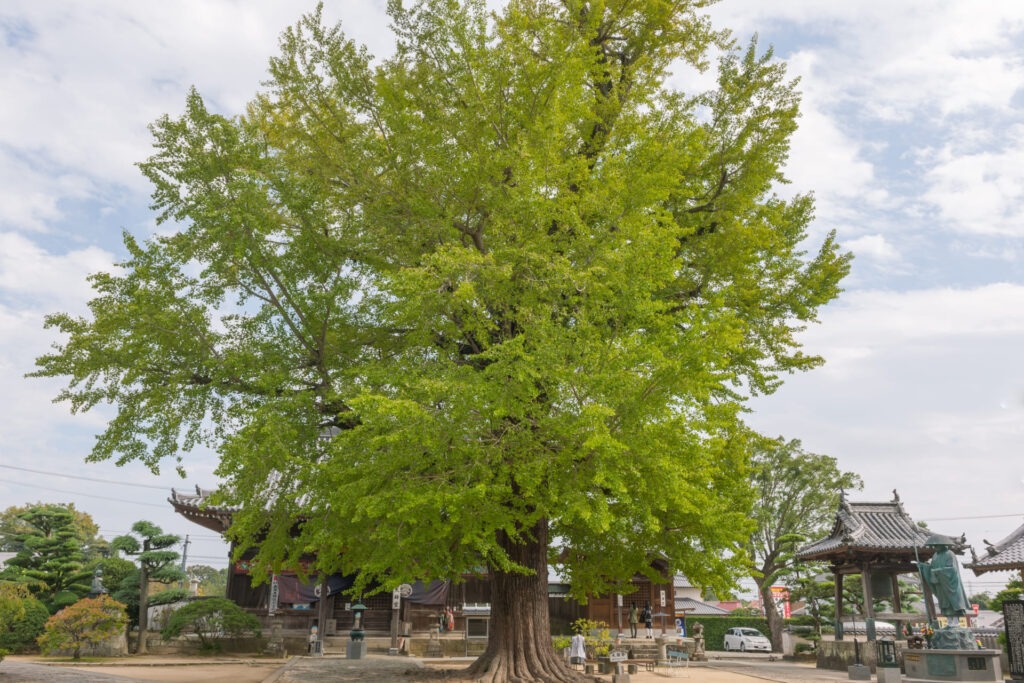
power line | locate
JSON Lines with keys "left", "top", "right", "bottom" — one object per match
{"left": 0, "top": 463, "right": 175, "bottom": 490}
{"left": 2, "top": 480, "right": 167, "bottom": 509}
{"left": 922, "top": 513, "right": 1024, "bottom": 522}
{"left": 98, "top": 528, "right": 224, "bottom": 541}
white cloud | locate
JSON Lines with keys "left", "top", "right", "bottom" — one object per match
{"left": 0, "top": 232, "right": 114, "bottom": 306}
{"left": 844, "top": 234, "right": 901, "bottom": 263}
{"left": 920, "top": 127, "right": 1024, "bottom": 237}
{"left": 807, "top": 284, "right": 1024, "bottom": 360}
{"left": 0, "top": 1, "right": 392, "bottom": 234}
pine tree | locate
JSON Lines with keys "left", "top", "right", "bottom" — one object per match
{"left": 111, "top": 521, "right": 184, "bottom": 654}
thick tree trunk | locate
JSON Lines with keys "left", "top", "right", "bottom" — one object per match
{"left": 465, "top": 518, "right": 594, "bottom": 683}
{"left": 759, "top": 583, "right": 782, "bottom": 652}
{"left": 137, "top": 564, "right": 149, "bottom": 655}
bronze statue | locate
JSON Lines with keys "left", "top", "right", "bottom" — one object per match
{"left": 917, "top": 534, "right": 970, "bottom": 618}
{"left": 917, "top": 533, "right": 977, "bottom": 650}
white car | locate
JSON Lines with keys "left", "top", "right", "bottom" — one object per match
{"left": 723, "top": 627, "right": 772, "bottom": 652}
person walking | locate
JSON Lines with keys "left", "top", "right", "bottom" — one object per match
{"left": 642, "top": 602, "right": 654, "bottom": 639}
{"left": 569, "top": 627, "right": 587, "bottom": 669}
{"left": 628, "top": 601, "right": 639, "bottom": 639}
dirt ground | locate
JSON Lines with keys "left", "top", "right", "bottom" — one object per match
{"left": 5, "top": 655, "right": 284, "bottom": 683}
{"left": 5, "top": 653, "right": 850, "bottom": 683}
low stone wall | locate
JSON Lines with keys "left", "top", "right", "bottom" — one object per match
{"left": 139, "top": 633, "right": 267, "bottom": 655}
{"left": 817, "top": 639, "right": 881, "bottom": 672}
{"left": 47, "top": 632, "right": 129, "bottom": 658}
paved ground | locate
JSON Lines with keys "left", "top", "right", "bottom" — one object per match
{"left": 0, "top": 653, "right": 909, "bottom": 683}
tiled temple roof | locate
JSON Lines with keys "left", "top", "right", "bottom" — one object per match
{"left": 796, "top": 491, "right": 950, "bottom": 562}
{"left": 168, "top": 485, "right": 236, "bottom": 534}
{"left": 967, "top": 521, "right": 1024, "bottom": 575}
{"left": 676, "top": 597, "right": 729, "bottom": 616}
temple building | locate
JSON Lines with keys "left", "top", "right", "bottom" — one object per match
{"left": 967, "top": 521, "right": 1024, "bottom": 577}
{"left": 170, "top": 486, "right": 675, "bottom": 638}
{"left": 796, "top": 490, "right": 967, "bottom": 641}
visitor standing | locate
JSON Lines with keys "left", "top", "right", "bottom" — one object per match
{"left": 628, "top": 602, "right": 639, "bottom": 638}
{"left": 642, "top": 602, "right": 653, "bottom": 638}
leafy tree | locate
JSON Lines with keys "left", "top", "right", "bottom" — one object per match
{"left": 0, "top": 582, "right": 28, "bottom": 630}
{"left": 745, "top": 437, "right": 861, "bottom": 650}
{"left": 37, "top": 595, "right": 128, "bottom": 660}
{"left": 161, "top": 597, "right": 261, "bottom": 651}
{"left": 110, "top": 521, "right": 184, "bottom": 654}
{"left": 988, "top": 572, "right": 1023, "bottom": 612}
{"left": 968, "top": 592, "right": 990, "bottom": 611}
{"left": 0, "top": 505, "right": 93, "bottom": 612}
{"left": 188, "top": 565, "right": 227, "bottom": 597}
{"left": 787, "top": 566, "right": 836, "bottom": 637}
{"left": 91, "top": 555, "right": 136, "bottom": 596}
{"left": 0, "top": 588, "right": 50, "bottom": 653}
{"left": 31, "top": 2, "right": 849, "bottom": 680}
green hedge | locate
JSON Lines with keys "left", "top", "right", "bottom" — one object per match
{"left": 0, "top": 596, "right": 50, "bottom": 653}
{"left": 688, "top": 616, "right": 769, "bottom": 651}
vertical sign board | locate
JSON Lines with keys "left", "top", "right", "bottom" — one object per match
{"left": 660, "top": 589, "right": 666, "bottom": 607}
{"left": 268, "top": 574, "right": 280, "bottom": 616}
{"left": 1004, "top": 599, "right": 1024, "bottom": 680}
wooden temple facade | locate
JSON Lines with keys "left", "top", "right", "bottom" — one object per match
{"left": 796, "top": 490, "right": 968, "bottom": 641}
{"left": 169, "top": 486, "right": 675, "bottom": 636}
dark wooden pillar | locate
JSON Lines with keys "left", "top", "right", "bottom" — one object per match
{"left": 890, "top": 573, "right": 902, "bottom": 613}
{"left": 834, "top": 568, "right": 844, "bottom": 641}
{"left": 861, "top": 564, "right": 876, "bottom": 641}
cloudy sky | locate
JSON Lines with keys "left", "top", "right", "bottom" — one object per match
{"left": 1, "top": 1, "right": 1021, "bottom": 597}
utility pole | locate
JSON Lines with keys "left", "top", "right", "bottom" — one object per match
{"left": 179, "top": 535, "right": 190, "bottom": 587}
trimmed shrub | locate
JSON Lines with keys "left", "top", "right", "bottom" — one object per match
{"left": 161, "top": 598, "right": 260, "bottom": 651}
{"left": 37, "top": 595, "right": 129, "bottom": 660}
{"left": 0, "top": 595, "right": 50, "bottom": 653}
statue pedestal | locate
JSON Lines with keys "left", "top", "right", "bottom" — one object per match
{"left": 847, "top": 664, "right": 871, "bottom": 680}
{"left": 902, "top": 649, "right": 1002, "bottom": 681}
{"left": 346, "top": 640, "right": 367, "bottom": 659}
{"left": 877, "top": 667, "right": 901, "bottom": 683}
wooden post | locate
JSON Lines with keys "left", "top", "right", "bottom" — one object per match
{"left": 834, "top": 569, "right": 844, "bottom": 641}
{"left": 861, "top": 565, "right": 875, "bottom": 641}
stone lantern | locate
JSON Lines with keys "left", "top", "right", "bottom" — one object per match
{"left": 347, "top": 601, "right": 367, "bottom": 659}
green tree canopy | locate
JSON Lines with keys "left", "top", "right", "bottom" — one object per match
{"left": 744, "top": 437, "right": 861, "bottom": 649}
{"left": 0, "top": 501, "right": 100, "bottom": 557}
{"left": 111, "top": 521, "right": 184, "bottom": 654}
{"left": 988, "top": 572, "right": 1023, "bottom": 612}
{"left": 187, "top": 565, "right": 227, "bottom": 597}
{"left": 32, "top": 2, "right": 849, "bottom": 680}
{"left": 0, "top": 505, "right": 93, "bottom": 612}
{"left": 0, "top": 503, "right": 103, "bottom": 558}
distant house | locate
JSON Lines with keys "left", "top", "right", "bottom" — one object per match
{"left": 0, "top": 551, "right": 14, "bottom": 571}
{"left": 673, "top": 575, "right": 729, "bottom": 619}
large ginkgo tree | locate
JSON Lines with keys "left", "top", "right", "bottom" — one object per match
{"left": 33, "top": 1, "right": 850, "bottom": 680}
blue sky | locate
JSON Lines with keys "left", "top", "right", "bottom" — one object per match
{"left": 1, "top": 1, "right": 1021, "bottom": 597}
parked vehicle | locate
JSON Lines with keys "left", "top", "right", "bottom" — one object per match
{"left": 723, "top": 627, "right": 771, "bottom": 652}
